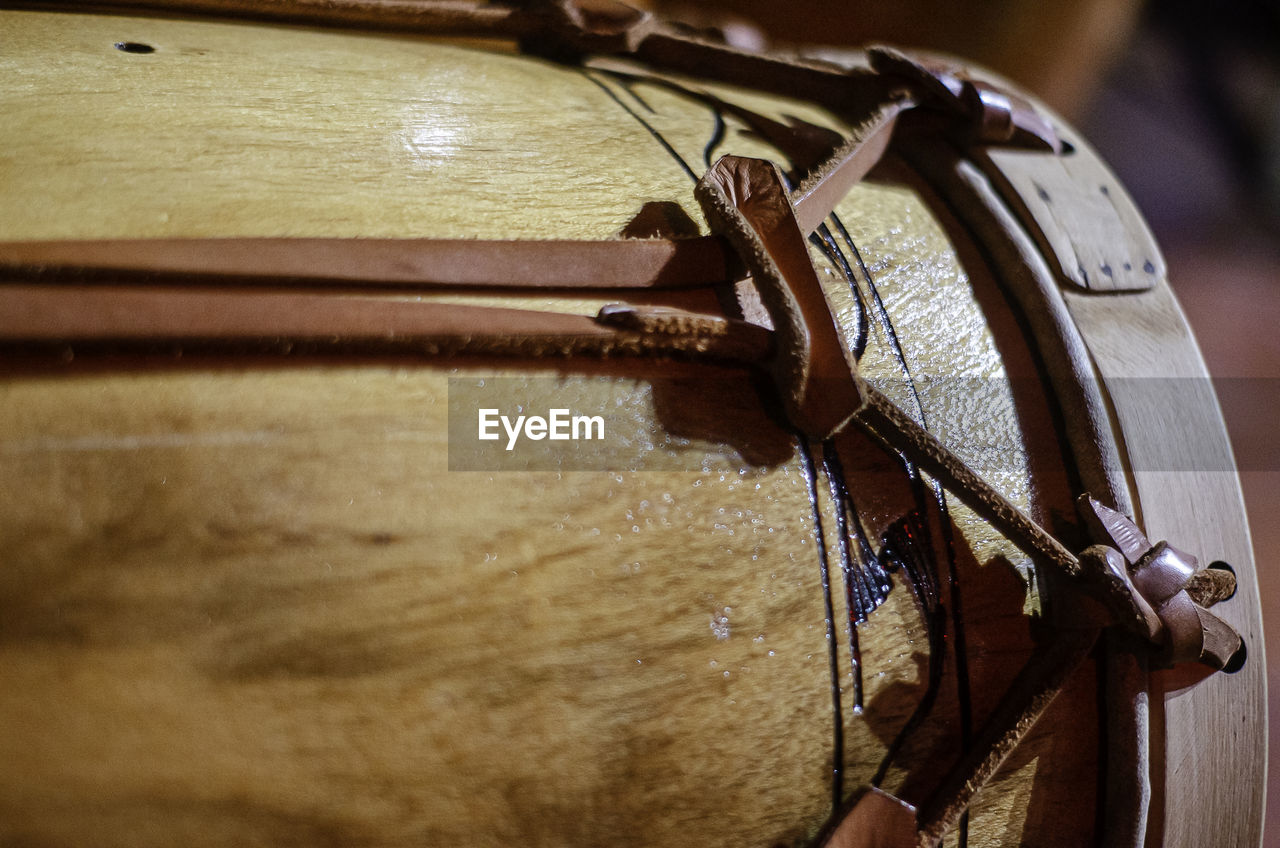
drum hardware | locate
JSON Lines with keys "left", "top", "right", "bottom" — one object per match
{"left": 822, "top": 494, "right": 1242, "bottom": 848}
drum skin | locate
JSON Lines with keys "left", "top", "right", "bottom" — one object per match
{"left": 0, "top": 9, "right": 1265, "bottom": 848}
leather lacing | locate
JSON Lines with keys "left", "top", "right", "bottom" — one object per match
{"left": 0, "top": 3, "right": 1245, "bottom": 845}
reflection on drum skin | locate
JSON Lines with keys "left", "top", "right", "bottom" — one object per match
{"left": 0, "top": 6, "right": 1264, "bottom": 848}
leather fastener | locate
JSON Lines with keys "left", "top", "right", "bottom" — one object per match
{"left": 696, "top": 155, "right": 866, "bottom": 440}
{"left": 867, "top": 45, "right": 1062, "bottom": 153}
{"left": 1077, "top": 495, "right": 1244, "bottom": 671}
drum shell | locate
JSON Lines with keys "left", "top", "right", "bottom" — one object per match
{"left": 0, "top": 9, "right": 1266, "bottom": 847}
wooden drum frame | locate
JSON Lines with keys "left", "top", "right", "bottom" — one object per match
{"left": 0, "top": 4, "right": 1266, "bottom": 846}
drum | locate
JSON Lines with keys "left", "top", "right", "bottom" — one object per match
{"left": 0, "top": 5, "right": 1264, "bottom": 847}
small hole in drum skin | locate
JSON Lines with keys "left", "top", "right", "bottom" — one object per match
{"left": 114, "top": 42, "right": 155, "bottom": 54}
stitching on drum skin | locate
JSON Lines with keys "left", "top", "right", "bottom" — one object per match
{"left": 579, "top": 69, "right": 700, "bottom": 182}
{"left": 581, "top": 60, "right": 860, "bottom": 812}
{"left": 821, "top": 440, "right": 870, "bottom": 714}
{"left": 702, "top": 108, "right": 728, "bottom": 168}
{"left": 810, "top": 225, "right": 870, "bottom": 358}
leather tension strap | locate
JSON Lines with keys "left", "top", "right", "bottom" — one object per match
{"left": 0, "top": 283, "right": 773, "bottom": 363}
{"left": 691, "top": 147, "right": 1244, "bottom": 677}
{"left": 0, "top": 236, "right": 736, "bottom": 291}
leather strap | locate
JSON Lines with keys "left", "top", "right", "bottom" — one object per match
{"left": 791, "top": 98, "right": 914, "bottom": 234}
{"left": 855, "top": 385, "right": 1082, "bottom": 577}
{"left": 913, "top": 629, "right": 1099, "bottom": 848}
{"left": 0, "top": 236, "right": 736, "bottom": 291}
{"left": 0, "top": 283, "right": 772, "bottom": 362}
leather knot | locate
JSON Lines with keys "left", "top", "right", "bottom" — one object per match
{"left": 1077, "top": 495, "right": 1244, "bottom": 671}
{"left": 866, "top": 45, "right": 1062, "bottom": 153}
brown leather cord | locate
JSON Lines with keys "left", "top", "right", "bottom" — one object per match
{"left": 913, "top": 629, "right": 1100, "bottom": 848}
{"left": 791, "top": 97, "right": 913, "bottom": 234}
{"left": 855, "top": 385, "right": 1083, "bottom": 577}
{"left": 0, "top": 283, "right": 772, "bottom": 363}
{"left": 522, "top": 0, "right": 867, "bottom": 107}
{"left": 0, "top": 236, "right": 736, "bottom": 291}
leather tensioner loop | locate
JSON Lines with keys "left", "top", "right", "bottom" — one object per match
{"left": 696, "top": 154, "right": 865, "bottom": 440}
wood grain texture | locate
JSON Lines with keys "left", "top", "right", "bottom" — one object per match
{"left": 0, "top": 364, "right": 842, "bottom": 846}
